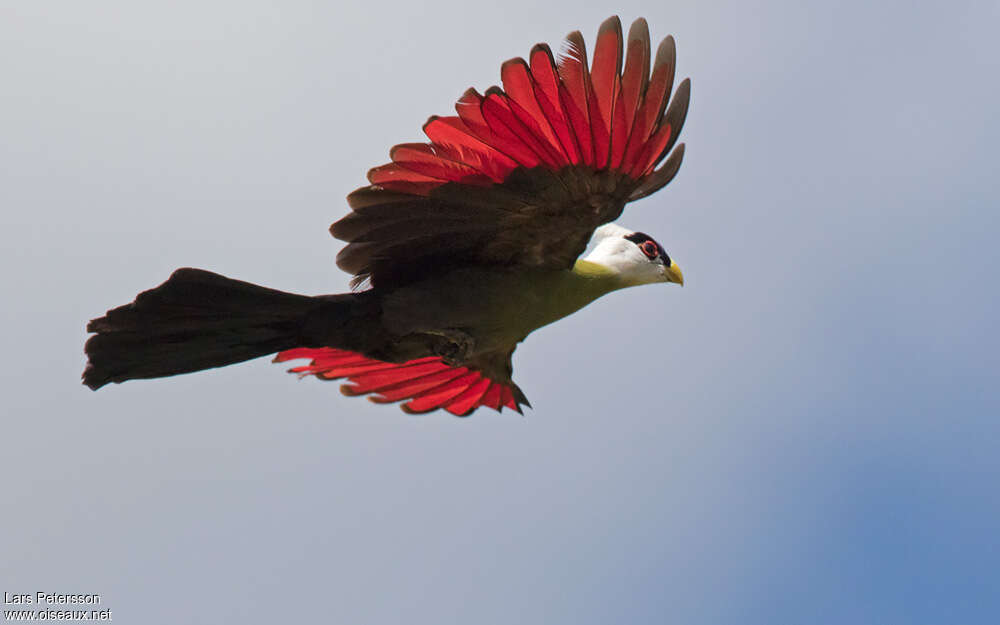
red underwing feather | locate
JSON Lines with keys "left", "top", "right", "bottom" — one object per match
{"left": 367, "top": 368, "right": 468, "bottom": 402}
{"left": 444, "top": 377, "right": 493, "bottom": 416}
{"left": 368, "top": 163, "right": 445, "bottom": 184}
{"left": 641, "top": 36, "right": 676, "bottom": 139}
{"left": 489, "top": 81, "right": 568, "bottom": 168}
{"left": 402, "top": 372, "right": 481, "bottom": 414}
{"left": 276, "top": 347, "right": 361, "bottom": 366}
{"left": 504, "top": 95, "right": 569, "bottom": 167}
{"left": 630, "top": 122, "right": 672, "bottom": 178}
{"left": 366, "top": 163, "right": 446, "bottom": 195}
{"left": 482, "top": 89, "right": 566, "bottom": 167}
{"left": 627, "top": 76, "right": 688, "bottom": 180}
{"left": 357, "top": 18, "right": 687, "bottom": 200}
{"left": 455, "top": 88, "right": 494, "bottom": 141}
{"left": 426, "top": 141, "right": 506, "bottom": 181}
{"left": 478, "top": 92, "right": 545, "bottom": 167}
{"left": 390, "top": 144, "right": 493, "bottom": 185}
{"left": 500, "top": 58, "right": 569, "bottom": 165}
{"left": 500, "top": 386, "right": 520, "bottom": 413}
{"left": 621, "top": 35, "right": 675, "bottom": 174}
{"left": 275, "top": 348, "right": 520, "bottom": 415}
{"left": 341, "top": 361, "right": 449, "bottom": 394}
{"left": 529, "top": 44, "right": 582, "bottom": 164}
{"left": 615, "top": 18, "right": 650, "bottom": 168}
{"left": 456, "top": 87, "right": 549, "bottom": 168}
{"left": 556, "top": 31, "right": 595, "bottom": 166}
{"left": 628, "top": 142, "right": 685, "bottom": 202}
{"left": 609, "top": 88, "right": 629, "bottom": 168}
{"left": 408, "top": 371, "right": 473, "bottom": 398}
{"left": 587, "top": 85, "right": 610, "bottom": 170}
{"left": 422, "top": 115, "right": 517, "bottom": 182}
{"left": 589, "top": 16, "right": 622, "bottom": 169}
{"left": 480, "top": 383, "right": 503, "bottom": 411}
{"left": 315, "top": 361, "right": 401, "bottom": 379}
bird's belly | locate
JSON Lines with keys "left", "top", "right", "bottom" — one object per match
{"left": 380, "top": 268, "right": 601, "bottom": 357}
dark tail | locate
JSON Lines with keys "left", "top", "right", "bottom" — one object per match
{"left": 83, "top": 268, "right": 357, "bottom": 390}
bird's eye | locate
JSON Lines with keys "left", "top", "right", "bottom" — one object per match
{"left": 640, "top": 240, "right": 659, "bottom": 260}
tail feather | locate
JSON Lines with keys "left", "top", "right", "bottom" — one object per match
{"left": 83, "top": 268, "right": 327, "bottom": 390}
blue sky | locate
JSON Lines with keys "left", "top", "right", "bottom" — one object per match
{"left": 2, "top": 1, "right": 998, "bottom": 623}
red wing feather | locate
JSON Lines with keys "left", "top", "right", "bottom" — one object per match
{"left": 500, "top": 58, "right": 568, "bottom": 164}
{"left": 401, "top": 372, "right": 482, "bottom": 414}
{"left": 485, "top": 89, "right": 566, "bottom": 168}
{"left": 275, "top": 348, "right": 524, "bottom": 416}
{"left": 360, "top": 17, "right": 685, "bottom": 198}
{"left": 367, "top": 163, "right": 444, "bottom": 184}
{"left": 614, "top": 18, "right": 650, "bottom": 168}
{"left": 444, "top": 378, "right": 494, "bottom": 416}
{"left": 621, "top": 35, "right": 675, "bottom": 175}
{"left": 389, "top": 144, "right": 493, "bottom": 186}
{"left": 589, "top": 16, "right": 623, "bottom": 169}
{"left": 556, "top": 31, "right": 595, "bottom": 167}
{"left": 480, "top": 383, "right": 503, "bottom": 411}
{"left": 478, "top": 91, "right": 546, "bottom": 168}
{"left": 367, "top": 368, "right": 467, "bottom": 403}
{"left": 529, "top": 44, "right": 582, "bottom": 164}
{"left": 422, "top": 115, "right": 517, "bottom": 182}
{"left": 499, "top": 386, "right": 519, "bottom": 411}
{"left": 631, "top": 122, "right": 672, "bottom": 178}
{"left": 455, "top": 89, "right": 498, "bottom": 151}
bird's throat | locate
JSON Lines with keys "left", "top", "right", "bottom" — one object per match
{"left": 571, "top": 259, "right": 619, "bottom": 280}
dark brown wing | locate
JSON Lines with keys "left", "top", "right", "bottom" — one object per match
{"left": 331, "top": 16, "right": 690, "bottom": 289}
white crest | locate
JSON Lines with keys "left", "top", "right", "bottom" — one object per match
{"left": 590, "top": 223, "right": 635, "bottom": 244}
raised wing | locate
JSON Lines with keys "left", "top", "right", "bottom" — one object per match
{"left": 275, "top": 347, "right": 528, "bottom": 415}
{"left": 332, "top": 16, "right": 690, "bottom": 288}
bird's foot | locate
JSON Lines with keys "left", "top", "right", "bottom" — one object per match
{"left": 426, "top": 329, "right": 475, "bottom": 365}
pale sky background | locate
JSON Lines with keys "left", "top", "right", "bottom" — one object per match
{"left": 2, "top": 1, "right": 998, "bottom": 623}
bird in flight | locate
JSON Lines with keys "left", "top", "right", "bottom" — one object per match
{"left": 83, "top": 16, "right": 690, "bottom": 416}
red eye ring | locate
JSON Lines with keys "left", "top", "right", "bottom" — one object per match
{"left": 640, "top": 240, "right": 659, "bottom": 259}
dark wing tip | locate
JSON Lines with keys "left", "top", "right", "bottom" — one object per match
{"left": 627, "top": 143, "right": 685, "bottom": 202}
{"left": 598, "top": 15, "right": 623, "bottom": 35}
{"left": 81, "top": 362, "right": 107, "bottom": 390}
{"left": 500, "top": 56, "right": 529, "bottom": 72}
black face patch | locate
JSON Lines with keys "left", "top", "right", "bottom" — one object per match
{"left": 624, "top": 231, "right": 671, "bottom": 265}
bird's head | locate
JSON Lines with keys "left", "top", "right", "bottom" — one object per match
{"left": 581, "top": 223, "right": 684, "bottom": 287}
